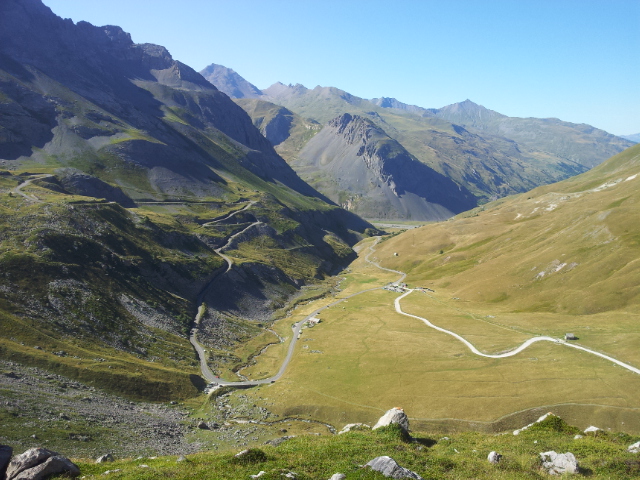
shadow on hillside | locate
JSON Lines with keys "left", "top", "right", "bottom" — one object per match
{"left": 412, "top": 436, "right": 437, "bottom": 447}
{"left": 190, "top": 374, "right": 207, "bottom": 391}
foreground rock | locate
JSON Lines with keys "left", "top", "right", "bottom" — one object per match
{"left": 365, "top": 456, "right": 423, "bottom": 479}
{"left": 338, "top": 423, "right": 371, "bottom": 434}
{"left": 513, "top": 412, "right": 557, "bottom": 435}
{"left": 487, "top": 451, "right": 502, "bottom": 464}
{"left": 540, "top": 451, "right": 579, "bottom": 475}
{"left": 1, "top": 445, "right": 13, "bottom": 478}
{"left": 328, "top": 474, "right": 346, "bottom": 480}
{"left": 5, "top": 448, "right": 80, "bottom": 480}
{"left": 629, "top": 441, "right": 640, "bottom": 453}
{"left": 373, "top": 408, "right": 410, "bottom": 433}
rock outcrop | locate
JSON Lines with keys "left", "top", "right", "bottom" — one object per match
{"left": 539, "top": 451, "right": 579, "bottom": 475}
{"left": 5, "top": 448, "right": 80, "bottom": 480}
{"left": 513, "top": 412, "right": 557, "bottom": 435}
{"left": 487, "top": 451, "right": 502, "bottom": 464}
{"left": 364, "top": 456, "right": 423, "bottom": 480}
{"left": 296, "top": 114, "right": 476, "bottom": 220}
{"left": 628, "top": 441, "right": 640, "bottom": 454}
{"left": 373, "top": 407, "right": 410, "bottom": 433}
{"left": 338, "top": 423, "right": 371, "bottom": 434}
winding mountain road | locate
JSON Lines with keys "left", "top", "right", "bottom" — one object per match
{"left": 193, "top": 235, "right": 640, "bottom": 389}
{"left": 12, "top": 174, "right": 53, "bottom": 202}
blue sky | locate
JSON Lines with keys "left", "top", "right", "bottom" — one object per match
{"left": 43, "top": 0, "right": 639, "bottom": 136}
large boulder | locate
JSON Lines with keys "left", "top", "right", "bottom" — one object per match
{"left": 373, "top": 408, "right": 410, "bottom": 433}
{"left": 540, "top": 451, "right": 579, "bottom": 475}
{"left": 628, "top": 441, "right": 640, "bottom": 453}
{"left": 5, "top": 448, "right": 80, "bottom": 480}
{"left": 364, "top": 456, "right": 423, "bottom": 480}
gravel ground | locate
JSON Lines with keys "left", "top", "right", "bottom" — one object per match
{"left": 0, "top": 360, "right": 205, "bottom": 459}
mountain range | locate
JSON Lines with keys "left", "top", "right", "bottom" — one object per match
{"left": 0, "top": 0, "right": 372, "bottom": 398}
{"left": 200, "top": 63, "right": 634, "bottom": 220}
{"left": 1, "top": 0, "right": 640, "bottom": 463}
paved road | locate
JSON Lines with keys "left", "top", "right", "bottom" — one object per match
{"left": 189, "top": 219, "right": 264, "bottom": 382}
{"left": 198, "top": 236, "right": 400, "bottom": 388}
{"left": 394, "top": 290, "right": 640, "bottom": 375}
{"left": 202, "top": 201, "right": 257, "bottom": 227}
{"left": 12, "top": 174, "right": 53, "bottom": 202}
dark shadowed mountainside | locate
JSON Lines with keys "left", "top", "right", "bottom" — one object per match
{"left": 200, "top": 63, "right": 264, "bottom": 99}
{"left": 0, "top": 0, "right": 374, "bottom": 399}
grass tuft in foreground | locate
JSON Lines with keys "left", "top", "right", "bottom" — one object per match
{"left": 63, "top": 417, "right": 640, "bottom": 479}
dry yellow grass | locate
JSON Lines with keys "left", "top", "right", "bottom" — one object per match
{"left": 243, "top": 145, "right": 640, "bottom": 433}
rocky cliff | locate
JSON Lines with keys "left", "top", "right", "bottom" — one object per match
{"left": 295, "top": 114, "right": 476, "bottom": 220}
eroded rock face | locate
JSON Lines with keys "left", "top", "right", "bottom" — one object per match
{"left": 364, "top": 456, "right": 423, "bottom": 480}
{"left": 5, "top": 448, "right": 80, "bottom": 480}
{"left": 539, "top": 451, "right": 579, "bottom": 475}
{"left": 373, "top": 407, "right": 410, "bottom": 433}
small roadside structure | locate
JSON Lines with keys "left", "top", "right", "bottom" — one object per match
{"left": 565, "top": 333, "right": 578, "bottom": 340}
{"left": 307, "top": 317, "right": 321, "bottom": 327}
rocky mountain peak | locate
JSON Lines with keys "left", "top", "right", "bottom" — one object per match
{"left": 327, "top": 114, "right": 376, "bottom": 145}
{"left": 263, "top": 82, "right": 309, "bottom": 99}
{"left": 437, "top": 99, "right": 505, "bottom": 122}
{"left": 199, "top": 63, "right": 263, "bottom": 98}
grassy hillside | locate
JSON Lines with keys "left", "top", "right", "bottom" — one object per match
{"left": 0, "top": 168, "right": 363, "bottom": 400}
{"left": 376, "top": 143, "right": 640, "bottom": 315}
{"left": 234, "top": 98, "right": 322, "bottom": 162}
{"left": 54, "top": 419, "right": 640, "bottom": 479}
{"left": 239, "top": 144, "right": 640, "bottom": 434}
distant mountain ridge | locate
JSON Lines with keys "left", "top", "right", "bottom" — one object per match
{"left": 0, "top": 0, "right": 375, "bottom": 398}
{"left": 200, "top": 64, "right": 634, "bottom": 216}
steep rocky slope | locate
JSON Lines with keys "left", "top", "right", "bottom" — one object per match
{"left": 0, "top": 0, "right": 373, "bottom": 399}
{"left": 233, "top": 98, "right": 322, "bottom": 163}
{"left": 294, "top": 113, "right": 476, "bottom": 220}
